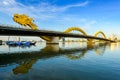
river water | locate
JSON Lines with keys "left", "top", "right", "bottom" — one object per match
{"left": 0, "top": 42, "right": 120, "bottom": 80}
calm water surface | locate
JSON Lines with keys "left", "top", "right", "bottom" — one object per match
{"left": 0, "top": 42, "right": 120, "bottom": 80}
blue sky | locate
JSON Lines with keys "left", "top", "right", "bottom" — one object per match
{"left": 0, "top": 0, "right": 120, "bottom": 37}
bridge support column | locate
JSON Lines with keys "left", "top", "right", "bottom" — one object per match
{"left": 46, "top": 37, "right": 59, "bottom": 44}
{"left": 87, "top": 40, "right": 94, "bottom": 48}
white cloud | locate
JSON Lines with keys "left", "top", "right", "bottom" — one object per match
{"left": 0, "top": 0, "right": 89, "bottom": 18}
{"left": 3, "top": 1, "right": 9, "bottom": 5}
{"left": 2, "top": 0, "right": 16, "bottom": 5}
{"left": 0, "top": 0, "right": 54, "bottom": 19}
{"left": 39, "top": 1, "right": 89, "bottom": 12}
{"left": 59, "top": 1, "right": 89, "bottom": 11}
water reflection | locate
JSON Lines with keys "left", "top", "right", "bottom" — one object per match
{"left": 13, "top": 59, "right": 37, "bottom": 75}
{"left": 0, "top": 42, "right": 109, "bottom": 75}
{"left": 110, "top": 43, "right": 118, "bottom": 51}
{"left": 94, "top": 43, "right": 106, "bottom": 55}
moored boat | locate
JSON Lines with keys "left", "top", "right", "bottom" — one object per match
{"left": 6, "top": 41, "right": 36, "bottom": 46}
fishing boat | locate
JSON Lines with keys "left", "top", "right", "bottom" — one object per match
{"left": 6, "top": 41, "right": 36, "bottom": 46}
{"left": 6, "top": 41, "right": 16, "bottom": 45}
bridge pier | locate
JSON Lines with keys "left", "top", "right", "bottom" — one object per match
{"left": 87, "top": 39, "right": 94, "bottom": 48}
{"left": 46, "top": 37, "right": 59, "bottom": 44}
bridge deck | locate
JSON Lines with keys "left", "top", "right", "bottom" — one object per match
{"left": 0, "top": 25, "right": 114, "bottom": 42}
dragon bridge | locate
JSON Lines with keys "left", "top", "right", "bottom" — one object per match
{"left": 13, "top": 14, "right": 88, "bottom": 41}
{"left": 13, "top": 14, "right": 107, "bottom": 43}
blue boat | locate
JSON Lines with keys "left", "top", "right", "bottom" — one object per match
{"left": 6, "top": 41, "right": 36, "bottom": 46}
{"left": 15, "top": 41, "right": 22, "bottom": 46}
{"left": 21, "top": 41, "right": 31, "bottom": 46}
{"left": 6, "top": 41, "right": 16, "bottom": 45}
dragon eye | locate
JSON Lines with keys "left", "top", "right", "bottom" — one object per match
{"left": 15, "top": 16, "right": 18, "bottom": 18}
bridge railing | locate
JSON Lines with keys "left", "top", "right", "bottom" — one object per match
{"left": 0, "top": 24, "right": 63, "bottom": 32}
{"left": 0, "top": 24, "right": 33, "bottom": 30}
